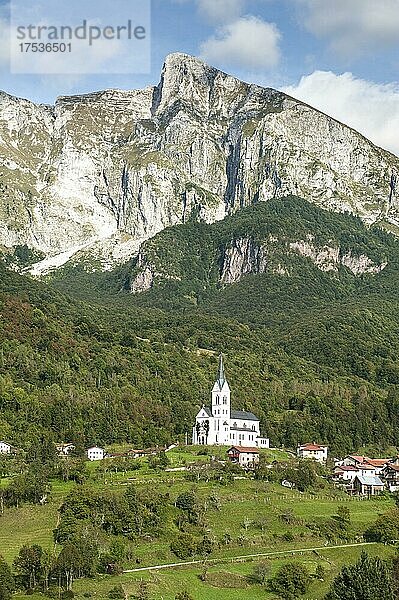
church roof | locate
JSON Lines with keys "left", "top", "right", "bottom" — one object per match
{"left": 231, "top": 409, "right": 259, "bottom": 422}
{"left": 201, "top": 406, "right": 213, "bottom": 417}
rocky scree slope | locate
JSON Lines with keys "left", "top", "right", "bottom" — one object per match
{"left": 0, "top": 53, "right": 398, "bottom": 274}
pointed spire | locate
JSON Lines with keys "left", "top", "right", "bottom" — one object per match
{"left": 217, "top": 353, "right": 225, "bottom": 388}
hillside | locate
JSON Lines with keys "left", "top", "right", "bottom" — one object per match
{"left": 0, "top": 195, "right": 397, "bottom": 455}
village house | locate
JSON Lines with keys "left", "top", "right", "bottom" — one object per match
{"left": 333, "top": 463, "right": 378, "bottom": 494}
{"left": 333, "top": 455, "right": 392, "bottom": 491}
{"left": 332, "top": 464, "right": 359, "bottom": 482}
{"left": 193, "top": 355, "right": 269, "bottom": 448}
{"left": 331, "top": 453, "right": 399, "bottom": 495}
{"left": 341, "top": 455, "right": 369, "bottom": 467}
{"left": 352, "top": 475, "right": 385, "bottom": 497}
{"left": 87, "top": 446, "right": 106, "bottom": 461}
{"left": 0, "top": 441, "right": 12, "bottom": 454}
{"left": 381, "top": 463, "right": 399, "bottom": 492}
{"left": 297, "top": 442, "right": 328, "bottom": 463}
{"left": 227, "top": 446, "right": 260, "bottom": 468}
{"left": 362, "top": 458, "right": 390, "bottom": 475}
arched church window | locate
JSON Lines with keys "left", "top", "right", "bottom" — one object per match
{"left": 233, "top": 422, "right": 237, "bottom": 428}
{"left": 223, "top": 396, "right": 227, "bottom": 404}
{"left": 216, "top": 395, "right": 220, "bottom": 404}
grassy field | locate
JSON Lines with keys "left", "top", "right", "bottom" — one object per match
{"left": 12, "top": 544, "right": 396, "bottom": 600}
{"left": 1, "top": 447, "right": 396, "bottom": 600}
{"left": 71, "top": 544, "right": 395, "bottom": 600}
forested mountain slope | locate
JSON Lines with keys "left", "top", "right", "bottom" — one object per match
{"left": 2, "top": 196, "right": 399, "bottom": 455}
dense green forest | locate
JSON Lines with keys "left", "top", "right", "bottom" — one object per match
{"left": 2, "top": 196, "right": 399, "bottom": 455}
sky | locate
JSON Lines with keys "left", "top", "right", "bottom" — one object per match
{"left": 1, "top": 0, "right": 399, "bottom": 155}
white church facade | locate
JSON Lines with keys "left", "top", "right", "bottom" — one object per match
{"left": 192, "top": 355, "right": 269, "bottom": 448}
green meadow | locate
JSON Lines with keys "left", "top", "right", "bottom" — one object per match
{"left": 1, "top": 447, "right": 396, "bottom": 600}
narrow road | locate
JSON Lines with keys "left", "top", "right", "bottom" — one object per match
{"left": 124, "top": 541, "right": 377, "bottom": 573}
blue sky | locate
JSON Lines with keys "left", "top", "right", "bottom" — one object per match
{"left": 1, "top": 0, "right": 399, "bottom": 154}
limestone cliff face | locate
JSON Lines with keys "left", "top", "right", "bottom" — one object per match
{"left": 0, "top": 53, "right": 398, "bottom": 273}
{"left": 288, "top": 237, "right": 387, "bottom": 275}
{"left": 129, "top": 231, "right": 386, "bottom": 294}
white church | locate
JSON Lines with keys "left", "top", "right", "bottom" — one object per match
{"left": 192, "top": 355, "right": 269, "bottom": 448}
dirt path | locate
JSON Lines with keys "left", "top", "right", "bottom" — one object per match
{"left": 124, "top": 541, "right": 377, "bottom": 573}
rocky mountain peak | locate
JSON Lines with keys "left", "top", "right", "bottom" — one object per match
{"left": 0, "top": 53, "right": 399, "bottom": 275}
{"left": 154, "top": 52, "right": 262, "bottom": 119}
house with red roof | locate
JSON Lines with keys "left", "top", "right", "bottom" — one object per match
{"left": 362, "top": 457, "right": 390, "bottom": 475}
{"left": 227, "top": 446, "right": 260, "bottom": 468}
{"left": 333, "top": 464, "right": 359, "bottom": 482}
{"left": 341, "top": 455, "right": 368, "bottom": 467}
{"left": 297, "top": 442, "right": 328, "bottom": 463}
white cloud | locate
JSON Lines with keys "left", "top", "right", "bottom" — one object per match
{"left": 200, "top": 15, "right": 281, "bottom": 70}
{"left": 297, "top": 0, "right": 399, "bottom": 57}
{"left": 197, "top": 0, "right": 245, "bottom": 24}
{"left": 283, "top": 71, "right": 399, "bottom": 156}
{"left": 172, "top": 0, "right": 246, "bottom": 24}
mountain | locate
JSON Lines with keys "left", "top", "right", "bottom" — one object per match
{"left": 3, "top": 53, "right": 399, "bottom": 456}
{"left": 1, "top": 53, "right": 398, "bottom": 274}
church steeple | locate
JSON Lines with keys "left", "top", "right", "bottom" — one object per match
{"left": 211, "top": 352, "right": 231, "bottom": 443}
{"left": 217, "top": 353, "right": 226, "bottom": 389}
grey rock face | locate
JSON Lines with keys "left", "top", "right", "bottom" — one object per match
{"left": 219, "top": 235, "right": 387, "bottom": 285}
{"left": 0, "top": 53, "right": 398, "bottom": 273}
{"left": 128, "top": 231, "right": 386, "bottom": 294}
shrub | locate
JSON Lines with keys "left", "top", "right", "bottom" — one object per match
{"left": 364, "top": 509, "right": 399, "bottom": 543}
{"left": 108, "top": 585, "right": 125, "bottom": 600}
{"left": 170, "top": 533, "right": 198, "bottom": 559}
{"left": 250, "top": 561, "right": 269, "bottom": 584}
{"left": 268, "top": 562, "right": 311, "bottom": 600}
{"left": 175, "top": 592, "right": 194, "bottom": 600}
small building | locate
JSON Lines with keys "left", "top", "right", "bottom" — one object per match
{"left": 127, "top": 447, "right": 162, "bottom": 458}
{"left": 297, "top": 442, "right": 328, "bottom": 463}
{"left": 381, "top": 464, "right": 399, "bottom": 492}
{"left": 56, "top": 443, "right": 75, "bottom": 457}
{"left": 341, "top": 455, "right": 368, "bottom": 467}
{"left": 353, "top": 475, "right": 384, "bottom": 497}
{"left": 87, "top": 446, "right": 106, "bottom": 461}
{"left": 362, "top": 458, "right": 390, "bottom": 475}
{"left": 333, "top": 464, "right": 359, "bottom": 482}
{"left": 0, "top": 441, "right": 12, "bottom": 454}
{"left": 227, "top": 446, "right": 260, "bottom": 468}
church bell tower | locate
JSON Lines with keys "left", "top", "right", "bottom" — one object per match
{"left": 211, "top": 354, "right": 231, "bottom": 444}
